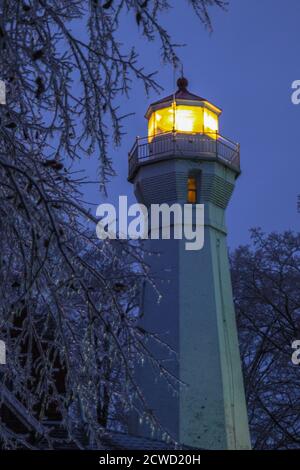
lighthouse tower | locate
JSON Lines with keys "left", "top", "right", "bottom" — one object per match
{"left": 128, "top": 78, "right": 251, "bottom": 450}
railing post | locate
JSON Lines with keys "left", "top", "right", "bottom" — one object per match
{"left": 135, "top": 136, "right": 139, "bottom": 160}
{"left": 172, "top": 130, "right": 176, "bottom": 156}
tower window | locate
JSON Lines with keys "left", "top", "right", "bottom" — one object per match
{"left": 187, "top": 176, "right": 197, "bottom": 203}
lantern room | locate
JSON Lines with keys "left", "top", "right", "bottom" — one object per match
{"left": 146, "top": 77, "right": 221, "bottom": 141}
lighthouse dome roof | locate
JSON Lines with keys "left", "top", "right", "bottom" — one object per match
{"left": 152, "top": 77, "right": 206, "bottom": 105}
{"left": 146, "top": 77, "right": 222, "bottom": 118}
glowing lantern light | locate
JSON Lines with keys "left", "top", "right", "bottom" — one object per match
{"left": 146, "top": 77, "right": 221, "bottom": 141}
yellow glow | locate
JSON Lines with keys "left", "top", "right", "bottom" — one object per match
{"left": 187, "top": 176, "right": 197, "bottom": 203}
{"left": 148, "top": 104, "right": 218, "bottom": 141}
{"left": 204, "top": 108, "right": 218, "bottom": 136}
{"left": 148, "top": 112, "right": 156, "bottom": 138}
{"left": 175, "top": 108, "right": 201, "bottom": 132}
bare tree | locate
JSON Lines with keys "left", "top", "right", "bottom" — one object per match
{"left": 231, "top": 229, "right": 300, "bottom": 449}
{"left": 0, "top": 0, "right": 226, "bottom": 449}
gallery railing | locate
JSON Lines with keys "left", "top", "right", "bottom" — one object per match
{"left": 128, "top": 131, "right": 240, "bottom": 179}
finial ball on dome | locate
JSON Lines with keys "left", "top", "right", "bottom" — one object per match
{"left": 177, "top": 77, "right": 188, "bottom": 91}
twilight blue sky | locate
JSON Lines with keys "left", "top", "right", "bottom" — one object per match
{"left": 81, "top": 0, "right": 300, "bottom": 248}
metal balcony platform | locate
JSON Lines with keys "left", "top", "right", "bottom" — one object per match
{"left": 128, "top": 132, "right": 240, "bottom": 181}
